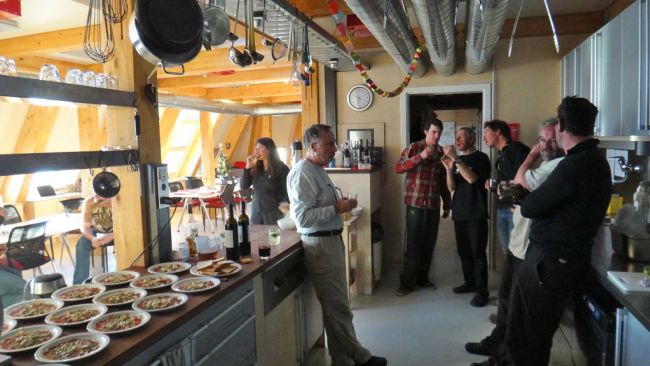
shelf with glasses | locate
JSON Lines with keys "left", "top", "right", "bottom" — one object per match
{"left": 0, "top": 150, "right": 139, "bottom": 176}
{"left": 0, "top": 74, "right": 136, "bottom": 108}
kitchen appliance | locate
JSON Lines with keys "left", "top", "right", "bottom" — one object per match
{"left": 575, "top": 282, "right": 618, "bottom": 366}
{"left": 143, "top": 164, "right": 172, "bottom": 265}
{"left": 615, "top": 308, "right": 650, "bottom": 366}
{"left": 610, "top": 225, "right": 650, "bottom": 261}
{"left": 23, "top": 273, "right": 66, "bottom": 300}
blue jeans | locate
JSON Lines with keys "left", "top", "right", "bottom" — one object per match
{"left": 496, "top": 207, "right": 514, "bottom": 256}
{"left": 73, "top": 236, "right": 94, "bottom": 284}
{"left": 0, "top": 268, "right": 27, "bottom": 306}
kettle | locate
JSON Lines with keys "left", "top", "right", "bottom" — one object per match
{"left": 291, "top": 139, "right": 303, "bottom": 167}
{"left": 23, "top": 273, "right": 66, "bottom": 300}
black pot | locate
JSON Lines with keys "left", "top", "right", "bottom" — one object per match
{"left": 93, "top": 171, "right": 121, "bottom": 198}
{"left": 135, "top": 0, "right": 203, "bottom": 52}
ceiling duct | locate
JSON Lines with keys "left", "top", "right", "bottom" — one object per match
{"left": 465, "top": 0, "right": 510, "bottom": 74}
{"left": 412, "top": 0, "right": 456, "bottom": 76}
{"left": 224, "top": 0, "right": 357, "bottom": 71}
{"left": 158, "top": 94, "right": 301, "bottom": 116}
{"left": 344, "top": 0, "right": 426, "bottom": 78}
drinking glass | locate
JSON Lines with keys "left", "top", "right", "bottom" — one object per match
{"left": 5, "top": 58, "right": 16, "bottom": 76}
{"left": 95, "top": 73, "right": 108, "bottom": 88}
{"left": 258, "top": 244, "right": 271, "bottom": 260}
{"left": 39, "top": 64, "right": 60, "bottom": 82}
{"left": 107, "top": 75, "right": 119, "bottom": 90}
{"left": 65, "top": 69, "right": 83, "bottom": 85}
{"left": 0, "top": 57, "right": 6, "bottom": 75}
{"left": 487, "top": 178, "right": 499, "bottom": 193}
{"left": 82, "top": 71, "right": 96, "bottom": 87}
{"left": 268, "top": 228, "right": 281, "bottom": 246}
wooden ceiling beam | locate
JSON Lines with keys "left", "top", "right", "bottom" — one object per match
{"left": 207, "top": 82, "right": 300, "bottom": 100}
{"left": 159, "top": 87, "right": 208, "bottom": 98}
{"left": 260, "top": 115, "right": 272, "bottom": 138}
{"left": 200, "top": 112, "right": 219, "bottom": 187}
{"left": 179, "top": 131, "right": 202, "bottom": 177}
{"left": 222, "top": 115, "right": 250, "bottom": 160}
{"left": 0, "top": 26, "right": 88, "bottom": 57}
{"left": 158, "top": 67, "right": 292, "bottom": 90}
{"left": 248, "top": 117, "right": 264, "bottom": 153}
{"left": 160, "top": 108, "right": 182, "bottom": 161}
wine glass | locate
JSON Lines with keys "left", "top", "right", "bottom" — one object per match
{"left": 95, "top": 73, "right": 108, "bottom": 88}
{"left": 39, "top": 64, "right": 60, "bottom": 82}
{"left": 107, "top": 75, "right": 119, "bottom": 90}
{"left": 82, "top": 71, "right": 96, "bottom": 87}
{"left": 65, "top": 69, "right": 83, "bottom": 85}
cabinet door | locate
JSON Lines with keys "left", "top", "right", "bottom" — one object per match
{"left": 562, "top": 49, "right": 577, "bottom": 98}
{"left": 616, "top": 309, "right": 650, "bottom": 366}
{"left": 621, "top": 0, "right": 649, "bottom": 135}
{"left": 598, "top": 16, "right": 623, "bottom": 137}
{"left": 578, "top": 38, "right": 593, "bottom": 101}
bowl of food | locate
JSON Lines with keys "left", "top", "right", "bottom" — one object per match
{"left": 277, "top": 217, "right": 296, "bottom": 231}
{"left": 171, "top": 277, "right": 220, "bottom": 294}
{"left": 147, "top": 261, "right": 192, "bottom": 274}
{"left": 44, "top": 304, "right": 108, "bottom": 327}
{"left": 87, "top": 310, "right": 151, "bottom": 335}
{"left": 52, "top": 284, "right": 106, "bottom": 303}
{"left": 130, "top": 274, "right": 178, "bottom": 290}
{"left": 0, "top": 324, "right": 62, "bottom": 353}
{"left": 132, "top": 293, "right": 188, "bottom": 313}
{"left": 34, "top": 332, "right": 109, "bottom": 363}
{"left": 350, "top": 207, "right": 362, "bottom": 216}
{"left": 92, "top": 270, "right": 141, "bottom": 287}
{"left": 93, "top": 288, "right": 147, "bottom": 307}
{"left": 4, "top": 299, "right": 64, "bottom": 321}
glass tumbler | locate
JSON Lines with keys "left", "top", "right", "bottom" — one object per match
{"left": 65, "top": 69, "right": 83, "bottom": 85}
{"left": 0, "top": 57, "right": 7, "bottom": 75}
{"left": 39, "top": 64, "right": 60, "bottom": 82}
{"left": 107, "top": 75, "right": 119, "bottom": 90}
{"left": 95, "top": 73, "right": 108, "bottom": 88}
{"left": 82, "top": 71, "right": 96, "bottom": 87}
{"left": 5, "top": 58, "right": 16, "bottom": 76}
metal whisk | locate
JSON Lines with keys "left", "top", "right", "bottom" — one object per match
{"left": 102, "top": 0, "right": 128, "bottom": 24}
{"left": 84, "top": 0, "right": 116, "bottom": 63}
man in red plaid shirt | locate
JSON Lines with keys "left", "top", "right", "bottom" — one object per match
{"left": 394, "top": 109, "right": 451, "bottom": 297}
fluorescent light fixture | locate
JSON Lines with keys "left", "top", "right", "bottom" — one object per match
{"left": 27, "top": 98, "right": 76, "bottom": 108}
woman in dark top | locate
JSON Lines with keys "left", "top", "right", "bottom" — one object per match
{"left": 240, "top": 137, "right": 290, "bottom": 224}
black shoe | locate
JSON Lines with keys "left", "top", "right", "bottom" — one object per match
{"left": 465, "top": 342, "right": 491, "bottom": 356}
{"left": 453, "top": 283, "right": 477, "bottom": 294}
{"left": 357, "top": 355, "right": 387, "bottom": 366}
{"left": 416, "top": 279, "right": 437, "bottom": 289}
{"left": 489, "top": 312, "right": 497, "bottom": 324}
{"left": 470, "top": 359, "right": 493, "bottom": 366}
{"left": 471, "top": 293, "right": 489, "bottom": 307}
{"left": 395, "top": 287, "right": 411, "bottom": 297}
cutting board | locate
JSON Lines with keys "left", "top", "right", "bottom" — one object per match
{"left": 607, "top": 271, "right": 650, "bottom": 293}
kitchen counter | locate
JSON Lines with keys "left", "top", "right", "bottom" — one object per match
{"left": 9, "top": 225, "right": 302, "bottom": 366}
{"left": 590, "top": 223, "right": 650, "bottom": 331}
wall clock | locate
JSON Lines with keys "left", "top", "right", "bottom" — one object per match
{"left": 346, "top": 84, "right": 374, "bottom": 112}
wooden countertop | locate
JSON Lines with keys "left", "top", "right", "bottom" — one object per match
{"left": 8, "top": 225, "right": 302, "bottom": 366}
{"left": 590, "top": 223, "right": 650, "bottom": 331}
{"left": 325, "top": 166, "right": 381, "bottom": 174}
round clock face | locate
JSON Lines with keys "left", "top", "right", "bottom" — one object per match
{"left": 347, "top": 85, "right": 373, "bottom": 111}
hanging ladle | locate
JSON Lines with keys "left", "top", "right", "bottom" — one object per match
{"left": 228, "top": 0, "right": 252, "bottom": 67}
{"left": 245, "top": 0, "right": 264, "bottom": 63}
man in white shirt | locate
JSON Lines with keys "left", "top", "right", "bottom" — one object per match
{"left": 287, "top": 124, "right": 387, "bottom": 366}
{"left": 466, "top": 118, "right": 564, "bottom": 363}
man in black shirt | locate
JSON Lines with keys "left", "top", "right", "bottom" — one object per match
{"left": 483, "top": 97, "right": 611, "bottom": 366}
{"left": 442, "top": 127, "right": 491, "bottom": 307}
{"left": 482, "top": 121, "right": 530, "bottom": 255}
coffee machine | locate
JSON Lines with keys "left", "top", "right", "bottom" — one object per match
{"left": 143, "top": 164, "right": 172, "bottom": 265}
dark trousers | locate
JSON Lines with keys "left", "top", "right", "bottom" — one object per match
{"left": 454, "top": 219, "right": 489, "bottom": 295}
{"left": 497, "top": 244, "right": 587, "bottom": 366}
{"left": 482, "top": 250, "right": 522, "bottom": 353}
{"left": 399, "top": 205, "right": 440, "bottom": 290}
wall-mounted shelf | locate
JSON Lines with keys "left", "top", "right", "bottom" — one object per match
{"left": 0, "top": 150, "right": 139, "bottom": 176}
{"left": 0, "top": 75, "right": 136, "bottom": 108}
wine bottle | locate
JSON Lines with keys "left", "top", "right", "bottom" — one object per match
{"left": 238, "top": 201, "right": 251, "bottom": 256}
{"left": 343, "top": 141, "right": 351, "bottom": 168}
{"left": 225, "top": 204, "right": 240, "bottom": 261}
{"left": 363, "top": 139, "right": 370, "bottom": 163}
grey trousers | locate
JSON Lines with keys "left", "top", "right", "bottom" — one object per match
{"left": 302, "top": 234, "right": 371, "bottom": 366}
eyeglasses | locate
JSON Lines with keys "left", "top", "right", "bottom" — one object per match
{"left": 536, "top": 137, "right": 558, "bottom": 145}
{"left": 328, "top": 184, "right": 342, "bottom": 200}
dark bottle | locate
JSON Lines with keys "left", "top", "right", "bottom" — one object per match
{"left": 225, "top": 204, "right": 240, "bottom": 261}
{"left": 238, "top": 201, "right": 251, "bottom": 256}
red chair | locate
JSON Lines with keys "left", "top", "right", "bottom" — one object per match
{"left": 232, "top": 161, "right": 246, "bottom": 169}
{"left": 204, "top": 197, "right": 226, "bottom": 222}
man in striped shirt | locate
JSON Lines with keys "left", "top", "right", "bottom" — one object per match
{"left": 394, "top": 111, "right": 451, "bottom": 296}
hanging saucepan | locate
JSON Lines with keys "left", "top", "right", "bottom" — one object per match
{"left": 129, "top": 0, "right": 204, "bottom": 74}
{"left": 245, "top": 0, "right": 264, "bottom": 63}
{"left": 203, "top": 0, "right": 231, "bottom": 46}
{"left": 93, "top": 170, "right": 121, "bottom": 198}
{"left": 229, "top": 0, "right": 252, "bottom": 68}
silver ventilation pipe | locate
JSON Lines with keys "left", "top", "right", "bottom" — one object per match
{"left": 345, "top": 0, "right": 426, "bottom": 77}
{"left": 412, "top": 0, "right": 456, "bottom": 76}
{"left": 158, "top": 94, "right": 301, "bottom": 115}
{"left": 465, "top": 0, "right": 510, "bottom": 75}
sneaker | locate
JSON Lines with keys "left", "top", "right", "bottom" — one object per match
{"left": 465, "top": 342, "right": 491, "bottom": 356}
{"left": 416, "top": 279, "right": 437, "bottom": 289}
{"left": 471, "top": 293, "right": 489, "bottom": 307}
{"left": 488, "top": 312, "right": 497, "bottom": 324}
{"left": 452, "top": 283, "right": 476, "bottom": 294}
{"left": 395, "top": 287, "right": 411, "bottom": 297}
{"left": 357, "top": 355, "right": 387, "bottom": 366}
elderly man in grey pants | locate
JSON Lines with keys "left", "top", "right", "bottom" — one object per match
{"left": 287, "top": 124, "right": 386, "bottom": 366}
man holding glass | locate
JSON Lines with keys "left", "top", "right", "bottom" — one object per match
{"left": 287, "top": 124, "right": 387, "bottom": 366}
{"left": 394, "top": 108, "right": 451, "bottom": 297}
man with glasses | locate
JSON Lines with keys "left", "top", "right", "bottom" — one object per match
{"left": 466, "top": 118, "right": 564, "bottom": 361}
{"left": 394, "top": 108, "right": 451, "bottom": 297}
{"left": 287, "top": 124, "right": 387, "bottom": 366}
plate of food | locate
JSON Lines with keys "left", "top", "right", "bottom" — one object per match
{"left": 132, "top": 293, "right": 188, "bottom": 313}
{"left": 44, "top": 304, "right": 108, "bottom": 327}
{"left": 52, "top": 284, "right": 106, "bottom": 303}
{"left": 190, "top": 261, "right": 242, "bottom": 278}
{"left": 2, "top": 319, "right": 16, "bottom": 335}
{"left": 34, "top": 332, "right": 109, "bottom": 363}
{"left": 87, "top": 310, "right": 151, "bottom": 335}
{"left": 171, "top": 277, "right": 220, "bottom": 294}
{"left": 92, "top": 288, "right": 147, "bottom": 307}
{"left": 0, "top": 324, "right": 62, "bottom": 353}
{"left": 92, "top": 270, "right": 141, "bottom": 286}
{"left": 4, "top": 299, "right": 64, "bottom": 320}
{"left": 130, "top": 274, "right": 178, "bottom": 290}
{"left": 147, "top": 261, "right": 191, "bottom": 274}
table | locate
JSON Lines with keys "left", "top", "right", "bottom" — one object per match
{"left": 0, "top": 213, "right": 81, "bottom": 267}
{"left": 170, "top": 187, "right": 225, "bottom": 233}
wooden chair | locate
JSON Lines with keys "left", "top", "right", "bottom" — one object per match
{"left": 5, "top": 221, "right": 57, "bottom": 275}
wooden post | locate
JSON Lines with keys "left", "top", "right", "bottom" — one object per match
{"left": 260, "top": 115, "right": 272, "bottom": 138}
{"left": 160, "top": 108, "right": 181, "bottom": 161}
{"left": 199, "top": 112, "right": 217, "bottom": 187}
{"left": 223, "top": 115, "right": 251, "bottom": 161}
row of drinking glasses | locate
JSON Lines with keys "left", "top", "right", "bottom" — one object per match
{"left": 0, "top": 56, "right": 17, "bottom": 76}
{"left": 39, "top": 64, "right": 119, "bottom": 90}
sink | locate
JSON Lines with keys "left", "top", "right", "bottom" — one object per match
{"left": 610, "top": 225, "right": 650, "bottom": 262}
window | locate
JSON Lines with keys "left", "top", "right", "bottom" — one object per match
{"left": 29, "top": 169, "right": 80, "bottom": 199}
{"left": 277, "top": 147, "right": 288, "bottom": 165}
